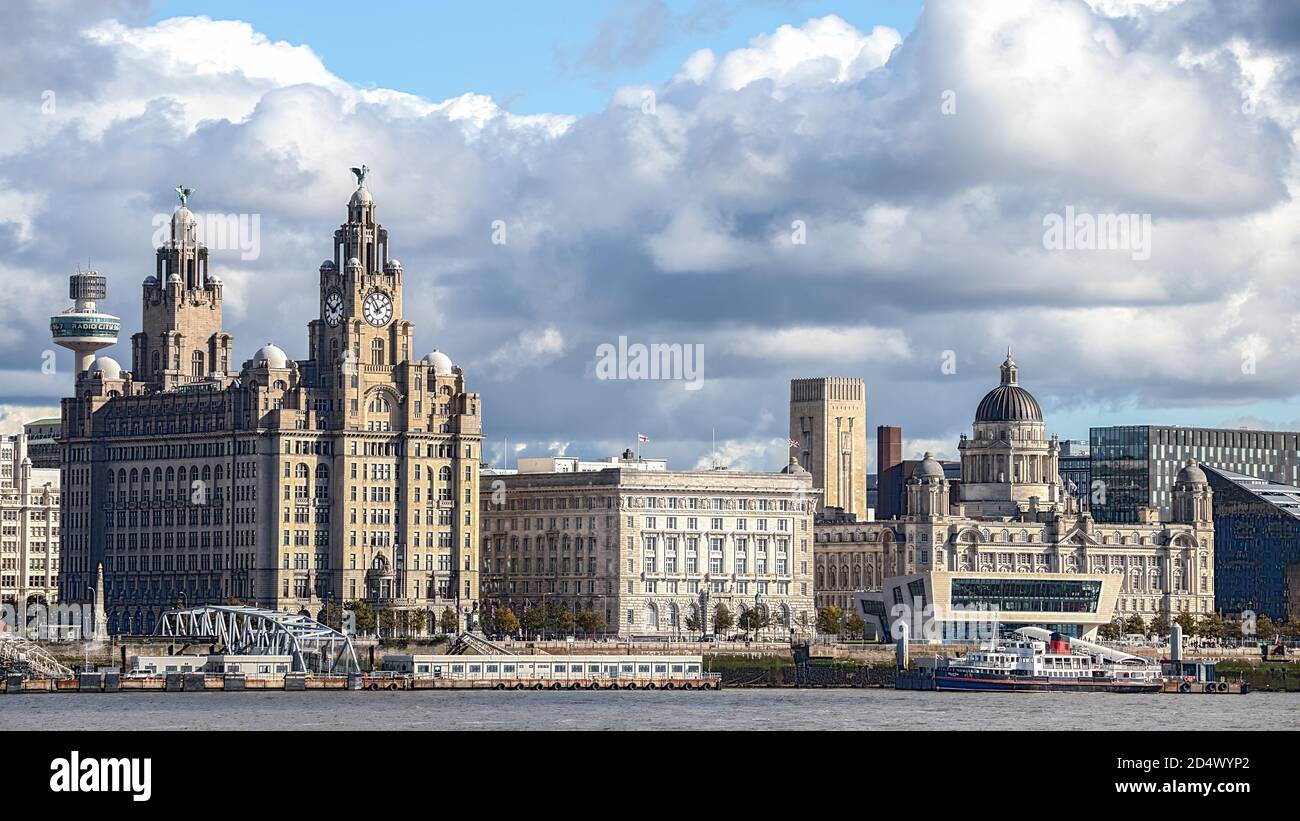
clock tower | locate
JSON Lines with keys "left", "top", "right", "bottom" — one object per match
{"left": 309, "top": 165, "right": 416, "bottom": 418}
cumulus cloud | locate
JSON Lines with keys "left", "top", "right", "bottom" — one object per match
{"left": 2, "top": 0, "right": 1300, "bottom": 472}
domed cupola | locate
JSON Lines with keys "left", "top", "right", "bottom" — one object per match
{"left": 975, "top": 350, "right": 1043, "bottom": 423}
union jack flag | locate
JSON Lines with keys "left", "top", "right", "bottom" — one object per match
{"left": 788, "top": 439, "right": 799, "bottom": 448}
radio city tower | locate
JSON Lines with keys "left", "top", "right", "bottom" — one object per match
{"left": 50, "top": 269, "right": 120, "bottom": 375}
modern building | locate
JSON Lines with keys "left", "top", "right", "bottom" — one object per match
{"left": 0, "top": 433, "right": 61, "bottom": 607}
{"left": 790, "top": 377, "right": 866, "bottom": 517}
{"left": 1058, "top": 440, "right": 1090, "bottom": 512}
{"left": 1090, "top": 425, "right": 1300, "bottom": 523}
{"left": 1202, "top": 466, "right": 1300, "bottom": 620}
{"left": 857, "top": 570, "right": 1124, "bottom": 641}
{"left": 22, "top": 419, "right": 62, "bottom": 469}
{"left": 817, "top": 354, "right": 1216, "bottom": 639}
{"left": 479, "top": 452, "right": 817, "bottom": 638}
{"left": 55, "top": 173, "right": 483, "bottom": 634}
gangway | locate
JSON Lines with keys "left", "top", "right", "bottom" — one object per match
{"left": 157, "top": 605, "right": 360, "bottom": 675}
{"left": 448, "top": 632, "right": 515, "bottom": 655}
{"left": 0, "top": 633, "right": 74, "bottom": 679}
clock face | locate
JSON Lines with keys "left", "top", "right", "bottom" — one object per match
{"left": 323, "top": 290, "right": 344, "bottom": 327}
{"left": 362, "top": 290, "right": 393, "bottom": 327}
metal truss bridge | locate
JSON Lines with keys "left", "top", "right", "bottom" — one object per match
{"left": 0, "top": 633, "right": 74, "bottom": 679}
{"left": 157, "top": 606, "right": 360, "bottom": 675}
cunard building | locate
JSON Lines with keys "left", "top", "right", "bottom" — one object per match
{"left": 56, "top": 171, "right": 483, "bottom": 633}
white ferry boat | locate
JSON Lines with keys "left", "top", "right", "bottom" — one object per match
{"left": 934, "top": 627, "right": 1163, "bottom": 693}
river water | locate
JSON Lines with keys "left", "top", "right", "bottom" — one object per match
{"left": 0, "top": 689, "right": 1291, "bottom": 731}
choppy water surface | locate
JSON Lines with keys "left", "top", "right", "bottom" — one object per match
{"left": 0, "top": 689, "right": 1292, "bottom": 731}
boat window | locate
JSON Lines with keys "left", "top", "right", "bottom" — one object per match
{"left": 486, "top": 664, "right": 499, "bottom": 673}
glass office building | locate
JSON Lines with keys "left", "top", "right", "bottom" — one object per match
{"left": 1090, "top": 425, "right": 1300, "bottom": 523}
{"left": 1203, "top": 466, "right": 1300, "bottom": 620}
{"left": 950, "top": 578, "right": 1103, "bottom": 614}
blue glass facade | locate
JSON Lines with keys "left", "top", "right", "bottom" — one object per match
{"left": 1089, "top": 426, "right": 1150, "bottom": 523}
{"left": 1205, "top": 468, "right": 1300, "bottom": 619}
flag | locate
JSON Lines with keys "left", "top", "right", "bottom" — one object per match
{"left": 1068, "top": 478, "right": 1078, "bottom": 493}
{"left": 788, "top": 439, "right": 799, "bottom": 448}
{"left": 638, "top": 434, "right": 649, "bottom": 442}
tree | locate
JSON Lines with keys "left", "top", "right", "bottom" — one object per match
{"left": 1196, "top": 613, "right": 1226, "bottom": 640}
{"left": 1149, "top": 614, "right": 1170, "bottom": 640}
{"left": 408, "top": 609, "right": 428, "bottom": 637}
{"left": 712, "top": 603, "right": 735, "bottom": 635}
{"left": 346, "top": 600, "right": 375, "bottom": 634}
{"left": 1174, "top": 609, "right": 1197, "bottom": 637}
{"left": 478, "top": 608, "right": 498, "bottom": 638}
{"left": 1279, "top": 617, "right": 1300, "bottom": 640}
{"left": 684, "top": 609, "right": 702, "bottom": 635}
{"left": 738, "top": 605, "right": 771, "bottom": 640}
{"left": 1256, "top": 615, "right": 1279, "bottom": 641}
{"left": 1097, "top": 618, "right": 1123, "bottom": 640}
{"left": 439, "top": 606, "right": 458, "bottom": 635}
{"left": 377, "top": 607, "right": 398, "bottom": 637}
{"left": 1122, "top": 614, "right": 1146, "bottom": 637}
{"left": 547, "top": 602, "right": 576, "bottom": 636}
{"left": 843, "top": 612, "right": 866, "bottom": 640}
{"left": 816, "top": 605, "right": 844, "bottom": 636}
{"left": 318, "top": 599, "right": 344, "bottom": 631}
{"left": 574, "top": 610, "right": 604, "bottom": 637}
{"left": 496, "top": 607, "right": 520, "bottom": 637}
{"left": 523, "top": 606, "right": 547, "bottom": 639}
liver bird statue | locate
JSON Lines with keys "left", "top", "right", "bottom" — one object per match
{"left": 174, "top": 185, "right": 196, "bottom": 207}
{"left": 350, "top": 165, "right": 369, "bottom": 187}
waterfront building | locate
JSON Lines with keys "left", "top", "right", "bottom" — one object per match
{"left": 1202, "top": 466, "right": 1300, "bottom": 620}
{"left": 812, "top": 509, "right": 891, "bottom": 613}
{"left": 790, "top": 377, "right": 867, "bottom": 517}
{"left": 0, "top": 433, "right": 61, "bottom": 607}
{"left": 818, "top": 354, "right": 1215, "bottom": 638}
{"left": 1090, "top": 425, "right": 1300, "bottom": 523}
{"left": 1058, "top": 440, "right": 1090, "bottom": 512}
{"left": 55, "top": 173, "right": 483, "bottom": 633}
{"left": 479, "top": 451, "right": 817, "bottom": 638}
{"left": 22, "top": 419, "right": 62, "bottom": 469}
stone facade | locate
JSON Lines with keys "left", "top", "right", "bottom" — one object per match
{"left": 480, "top": 456, "right": 817, "bottom": 637}
{"left": 815, "top": 355, "right": 1216, "bottom": 624}
{"left": 790, "top": 377, "right": 867, "bottom": 517}
{"left": 56, "top": 176, "right": 482, "bottom": 634}
{"left": 0, "top": 434, "right": 60, "bottom": 606}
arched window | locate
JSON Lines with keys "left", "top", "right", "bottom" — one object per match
{"left": 643, "top": 602, "right": 659, "bottom": 631}
{"left": 191, "top": 350, "right": 205, "bottom": 377}
{"left": 439, "top": 466, "right": 452, "bottom": 482}
{"left": 371, "top": 338, "right": 385, "bottom": 366}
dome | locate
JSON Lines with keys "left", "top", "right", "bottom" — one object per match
{"left": 346, "top": 257, "right": 363, "bottom": 270}
{"left": 349, "top": 187, "right": 373, "bottom": 206}
{"left": 975, "top": 353, "right": 1043, "bottom": 423}
{"left": 422, "top": 349, "right": 453, "bottom": 375}
{"left": 913, "top": 452, "right": 945, "bottom": 480}
{"left": 206, "top": 273, "right": 222, "bottom": 285}
{"left": 143, "top": 275, "right": 158, "bottom": 287}
{"left": 89, "top": 356, "right": 123, "bottom": 379}
{"left": 780, "top": 457, "right": 809, "bottom": 475}
{"left": 320, "top": 259, "right": 337, "bottom": 270}
{"left": 171, "top": 205, "right": 195, "bottom": 226}
{"left": 167, "top": 272, "right": 182, "bottom": 285}
{"left": 1176, "top": 460, "right": 1208, "bottom": 486}
{"left": 253, "top": 342, "right": 289, "bottom": 369}
{"left": 385, "top": 258, "right": 403, "bottom": 271}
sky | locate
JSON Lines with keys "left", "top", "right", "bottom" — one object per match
{"left": 2, "top": 0, "right": 1300, "bottom": 473}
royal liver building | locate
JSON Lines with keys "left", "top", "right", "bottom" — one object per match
{"left": 57, "top": 171, "right": 483, "bottom": 633}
